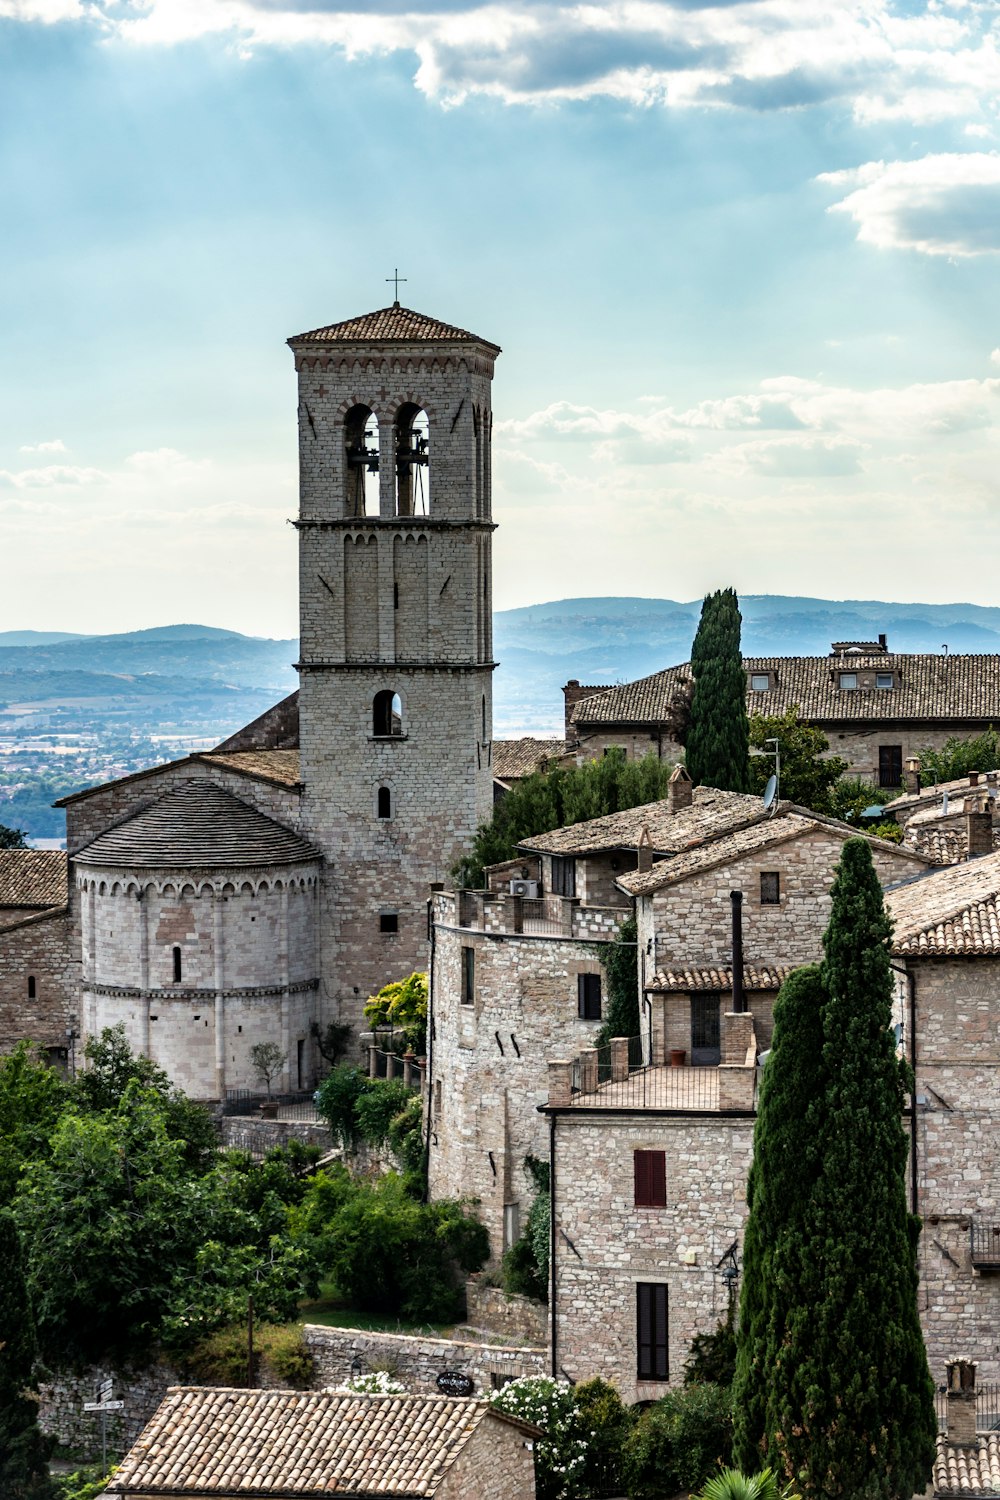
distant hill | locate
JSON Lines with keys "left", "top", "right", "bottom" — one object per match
{"left": 491, "top": 595, "right": 1000, "bottom": 734}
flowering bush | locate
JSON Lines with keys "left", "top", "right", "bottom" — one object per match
{"left": 489, "top": 1375, "right": 588, "bottom": 1500}
{"left": 339, "top": 1369, "right": 407, "bottom": 1396}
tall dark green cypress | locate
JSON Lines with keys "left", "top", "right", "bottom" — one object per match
{"left": 734, "top": 841, "right": 936, "bottom": 1500}
{"left": 685, "top": 588, "right": 750, "bottom": 792}
{"left": 733, "top": 965, "right": 827, "bottom": 1474}
{"left": 0, "top": 1211, "right": 54, "bottom": 1500}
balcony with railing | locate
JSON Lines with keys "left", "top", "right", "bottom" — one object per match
{"left": 547, "top": 1027, "right": 758, "bottom": 1115}
{"left": 447, "top": 886, "right": 625, "bottom": 942}
{"left": 970, "top": 1219, "right": 1000, "bottom": 1269}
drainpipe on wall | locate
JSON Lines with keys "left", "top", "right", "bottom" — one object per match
{"left": 549, "top": 1110, "right": 558, "bottom": 1379}
{"left": 424, "top": 893, "right": 439, "bottom": 1199}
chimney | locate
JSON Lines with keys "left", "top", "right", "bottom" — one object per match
{"left": 878, "top": 632, "right": 887, "bottom": 651}
{"left": 637, "top": 826, "right": 653, "bottom": 874}
{"left": 969, "top": 772, "right": 980, "bottom": 787}
{"left": 945, "top": 1359, "right": 978, "bottom": 1448}
{"left": 966, "top": 796, "right": 993, "bottom": 859}
{"left": 668, "top": 764, "right": 693, "bottom": 815}
{"left": 903, "top": 756, "right": 922, "bottom": 796}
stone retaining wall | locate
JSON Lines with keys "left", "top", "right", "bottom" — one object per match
{"left": 219, "top": 1115, "right": 332, "bottom": 1154}
{"left": 303, "top": 1324, "right": 545, "bottom": 1398}
{"left": 465, "top": 1279, "right": 548, "bottom": 1347}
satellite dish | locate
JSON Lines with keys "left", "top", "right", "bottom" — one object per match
{"left": 763, "top": 775, "right": 778, "bottom": 810}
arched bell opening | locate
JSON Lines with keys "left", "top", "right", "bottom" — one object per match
{"left": 394, "top": 403, "right": 429, "bottom": 517}
{"left": 373, "top": 690, "right": 404, "bottom": 738}
{"left": 344, "top": 404, "right": 380, "bottom": 518}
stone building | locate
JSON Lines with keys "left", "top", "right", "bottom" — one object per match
{"left": 565, "top": 637, "right": 1000, "bottom": 789}
{"left": 886, "top": 769, "right": 1000, "bottom": 866}
{"left": 0, "top": 301, "right": 504, "bottom": 1097}
{"left": 0, "top": 849, "right": 76, "bottom": 1063}
{"left": 426, "top": 774, "right": 924, "bottom": 1258}
{"left": 104, "top": 1387, "right": 538, "bottom": 1500}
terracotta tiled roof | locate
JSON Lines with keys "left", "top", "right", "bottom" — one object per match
{"left": 573, "top": 654, "right": 1000, "bottom": 727}
{"left": 934, "top": 1432, "right": 1000, "bottom": 1496}
{"left": 906, "top": 824, "right": 975, "bottom": 866}
{"left": 289, "top": 304, "right": 500, "bottom": 351}
{"left": 885, "top": 771, "right": 1000, "bottom": 817}
{"left": 647, "top": 964, "right": 793, "bottom": 993}
{"left": 888, "top": 850, "right": 1000, "bottom": 955}
{"left": 200, "top": 749, "right": 302, "bottom": 788}
{"left": 0, "top": 849, "right": 68, "bottom": 909}
{"left": 493, "top": 737, "right": 567, "bottom": 781}
{"left": 75, "top": 782, "right": 318, "bottom": 870}
{"left": 618, "top": 810, "right": 921, "bottom": 897}
{"left": 519, "top": 787, "right": 763, "bottom": 857}
{"left": 105, "top": 1387, "right": 536, "bottom": 1496}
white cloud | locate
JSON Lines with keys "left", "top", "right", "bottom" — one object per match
{"left": 0, "top": 0, "right": 84, "bottom": 18}
{"left": 10, "top": 0, "right": 999, "bottom": 124}
{"left": 0, "top": 464, "right": 108, "bottom": 489}
{"left": 990, "top": 349, "right": 1000, "bottom": 367}
{"left": 18, "top": 438, "right": 67, "bottom": 454}
{"left": 819, "top": 152, "right": 1000, "bottom": 256}
{"left": 714, "top": 434, "right": 867, "bottom": 477}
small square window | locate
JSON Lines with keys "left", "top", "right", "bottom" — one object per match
{"left": 876, "top": 673, "right": 894, "bottom": 690}
{"left": 379, "top": 912, "right": 399, "bottom": 934}
{"left": 750, "top": 673, "right": 770, "bottom": 692}
{"left": 760, "top": 872, "right": 780, "bottom": 905}
{"left": 839, "top": 672, "right": 857, "bottom": 691}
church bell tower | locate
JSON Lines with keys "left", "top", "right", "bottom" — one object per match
{"left": 287, "top": 301, "right": 499, "bottom": 1018}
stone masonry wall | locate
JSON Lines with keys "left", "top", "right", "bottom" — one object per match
{"left": 437, "top": 1418, "right": 537, "bottom": 1500}
{"left": 428, "top": 891, "right": 623, "bottom": 1257}
{"left": 0, "top": 907, "right": 78, "bottom": 1057}
{"left": 303, "top": 1324, "right": 545, "bottom": 1396}
{"left": 552, "top": 1112, "right": 753, "bottom": 1404}
{"left": 465, "top": 1278, "right": 548, "bottom": 1347}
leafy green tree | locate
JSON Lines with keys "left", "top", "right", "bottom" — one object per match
{"left": 828, "top": 778, "right": 893, "bottom": 828}
{"left": 622, "top": 1383, "right": 734, "bottom": 1499}
{"left": 249, "top": 1041, "right": 285, "bottom": 1099}
{"left": 363, "top": 971, "right": 428, "bottom": 1053}
{"left": 74, "top": 1025, "right": 216, "bottom": 1171}
{"left": 0, "top": 1211, "right": 54, "bottom": 1499}
{"left": 502, "top": 1156, "right": 550, "bottom": 1302}
{"left": 748, "top": 708, "right": 847, "bottom": 815}
{"left": 686, "top": 589, "right": 750, "bottom": 792}
{"left": 735, "top": 844, "right": 936, "bottom": 1499}
{"left": 917, "top": 726, "right": 1000, "bottom": 784}
{"left": 593, "top": 915, "right": 640, "bottom": 1046}
{"left": 454, "top": 748, "right": 674, "bottom": 888}
{"left": 0, "top": 822, "right": 28, "bottom": 849}
{"left": 0, "top": 1042, "right": 68, "bottom": 1204}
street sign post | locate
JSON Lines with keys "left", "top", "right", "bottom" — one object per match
{"left": 83, "top": 1386, "right": 123, "bottom": 1470}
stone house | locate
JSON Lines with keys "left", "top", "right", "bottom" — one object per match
{"left": 0, "top": 848, "right": 76, "bottom": 1062}
{"left": 0, "top": 301, "right": 509, "bottom": 1098}
{"left": 565, "top": 638, "right": 1000, "bottom": 788}
{"left": 102, "top": 1387, "right": 538, "bottom": 1500}
{"left": 885, "top": 770, "right": 1000, "bottom": 867}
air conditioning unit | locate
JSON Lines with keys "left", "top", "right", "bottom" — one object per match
{"left": 509, "top": 879, "right": 539, "bottom": 898}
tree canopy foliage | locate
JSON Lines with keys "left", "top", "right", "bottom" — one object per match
{"left": 454, "top": 748, "right": 674, "bottom": 889}
{"left": 0, "top": 1210, "right": 54, "bottom": 1499}
{"left": 363, "top": 971, "right": 428, "bottom": 1053}
{"left": 0, "top": 822, "right": 28, "bottom": 849}
{"left": 917, "top": 726, "right": 1000, "bottom": 785}
{"left": 593, "top": 915, "right": 640, "bottom": 1047}
{"left": 686, "top": 589, "right": 751, "bottom": 793}
{"left": 734, "top": 843, "right": 936, "bottom": 1499}
{"left": 747, "top": 709, "right": 847, "bottom": 815}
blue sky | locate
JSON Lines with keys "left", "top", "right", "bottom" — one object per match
{"left": 1, "top": 0, "right": 999, "bottom": 637}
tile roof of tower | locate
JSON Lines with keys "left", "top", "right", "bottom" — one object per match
{"left": 518, "top": 786, "right": 763, "bottom": 857}
{"left": 0, "top": 849, "right": 68, "bottom": 909}
{"left": 289, "top": 303, "right": 501, "bottom": 351}
{"left": 571, "top": 653, "right": 1000, "bottom": 726}
{"left": 105, "top": 1387, "right": 538, "bottom": 1496}
{"left": 74, "top": 781, "right": 318, "bottom": 870}
{"left": 55, "top": 749, "right": 301, "bottom": 806}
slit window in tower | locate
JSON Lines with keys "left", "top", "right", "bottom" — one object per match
{"left": 344, "top": 404, "right": 380, "bottom": 517}
{"left": 394, "top": 403, "right": 429, "bottom": 516}
{"left": 172, "top": 946, "right": 182, "bottom": 983}
{"left": 377, "top": 786, "right": 392, "bottom": 819}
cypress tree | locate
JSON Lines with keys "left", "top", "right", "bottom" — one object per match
{"left": 732, "top": 965, "right": 827, "bottom": 1473}
{"left": 686, "top": 588, "right": 750, "bottom": 792}
{"left": 0, "top": 1210, "right": 54, "bottom": 1500}
{"left": 734, "top": 841, "right": 936, "bottom": 1500}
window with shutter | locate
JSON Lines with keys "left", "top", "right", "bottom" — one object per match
{"left": 550, "top": 856, "right": 576, "bottom": 898}
{"left": 577, "top": 973, "right": 602, "bottom": 1020}
{"left": 760, "top": 871, "right": 780, "bottom": 905}
{"left": 636, "top": 1283, "right": 669, "bottom": 1380}
{"left": 634, "top": 1150, "right": 667, "bottom": 1207}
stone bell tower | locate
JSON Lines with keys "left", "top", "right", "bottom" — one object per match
{"left": 287, "top": 302, "right": 500, "bottom": 1022}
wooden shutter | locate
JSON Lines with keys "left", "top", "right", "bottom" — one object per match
{"left": 636, "top": 1283, "right": 669, "bottom": 1380}
{"left": 578, "top": 974, "right": 602, "bottom": 1020}
{"left": 634, "top": 1150, "right": 666, "bottom": 1207}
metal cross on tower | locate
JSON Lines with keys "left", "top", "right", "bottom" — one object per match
{"left": 386, "top": 268, "right": 407, "bottom": 305}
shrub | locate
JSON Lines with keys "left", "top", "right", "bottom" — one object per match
{"left": 355, "top": 1079, "right": 415, "bottom": 1148}
{"left": 622, "top": 1383, "right": 733, "bottom": 1498}
{"left": 52, "top": 1469, "right": 115, "bottom": 1500}
{"left": 685, "top": 1308, "right": 737, "bottom": 1387}
{"left": 341, "top": 1370, "right": 407, "bottom": 1395}
{"left": 386, "top": 1092, "right": 426, "bottom": 1188}
{"left": 264, "top": 1324, "right": 315, "bottom": 1388}
{"left": 489, "top": 1375, "right": 588, "bottom": 1500}
{"left": 183, "top": 1321, "right": 314, "bottom": 1389}
{"left": 502, "top": 1156, "right": 549, "bottom": 1302}
{"left": 573, "top": 1376, "right": 631, "bottom": 1496}
{"left": 314, "top": 1066, "right": 370, "bottom": 1150}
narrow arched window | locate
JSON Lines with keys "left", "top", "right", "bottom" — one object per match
{"left": 172, "top": 946, "right": 182, "bottom": 983}
{"left": 373, "top": 690, "right": 403, "bottom": 737}
{"left": 344, "top": 404, "right": 380, "bottom": 517}
{"left": 482, "top": 695, "right": 487, "bottom": 741}
{"left": 394, "top": 403, "right": 429, "bottom": 516}
{"left": 27, "top": 975, "right": 36, "bottom": 1000}
{"left": 377, "top": 786, "right": 392, "bottom": 819}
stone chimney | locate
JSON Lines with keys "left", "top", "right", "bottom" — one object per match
{"left": 966, "top": 795, "right": 993, "bottom": 860}
{"left": 637, "top": 826, "right": 653, "bottom": 874}
{"left": 562, "top": 680, "right": 610, "bottom": 745}
{"left": 903, "top": 756, "right": 921, "bottom": 796}
{"left": 668, "top": 764, "right": 693, "bottom": 814}
{"left": 945, "top": 1359, "right": 978, "bottom": 1448}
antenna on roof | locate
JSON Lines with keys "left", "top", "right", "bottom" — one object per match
{"left": 762, "top": 736, "right": 780, "bottom": 815}
{"left": 763, "top": 775, "right": 778, "bottom": 812}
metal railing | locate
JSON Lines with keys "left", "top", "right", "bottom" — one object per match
{"left": 221, "top": 1089, "right": 314, "bottom": 1117}
{"left": 520, "top": 897, "right": 569, "bottom": 937}
{"left": 970, "top": 1220, "right": 1000, "bottom": 1267}
{"left": 569, "top": 1036, "right": 725, "bottom": 1112}
{"left": 936, "top": 1383, "right": 1000, "bottom": 1432}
